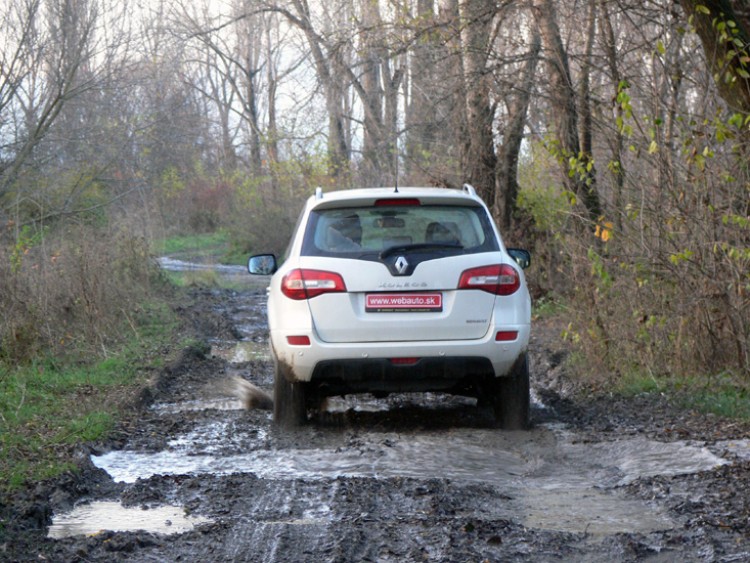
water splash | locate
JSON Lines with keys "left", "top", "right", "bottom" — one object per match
{"left": 212, "top": 341, "right": 270, "bottom": 363}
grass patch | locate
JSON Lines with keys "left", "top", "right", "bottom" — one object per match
{"left": 679, "top": 373, "right": 750, "bottom": 420}
{"left": 0, "top": 300, "right": 178, "bottom": 492}
{"left": 156, "top": 231, "right": 230, "bottom": 257}
{"left": 614, "top": 368, "right": 750, "bottom": 420}
{"left": 532, "top": 295, "right": 567, "bottom": 320}
{"left": 156, "top": 231, "right": 249, "bottom": 265}
{"left": 616, "top": 369, "right": 668, "bottom": 396}
{"left": 223, "top": 241, "right": 254, "bottom": 266}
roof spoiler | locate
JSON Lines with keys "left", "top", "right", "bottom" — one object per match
{"left": 315, "top": 185, "right": 478, "bottom": 199}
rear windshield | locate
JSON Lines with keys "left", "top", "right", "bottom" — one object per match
{"left": 301, "top": 204, "right": 499, "bottom": 257}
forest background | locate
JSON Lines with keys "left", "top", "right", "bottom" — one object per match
{"left": 1, "top": 0, "right": 748, "bottom": 393}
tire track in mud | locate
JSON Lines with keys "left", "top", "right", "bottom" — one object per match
{"left": 36, "top": 284, "right": 750, "bottom": 562}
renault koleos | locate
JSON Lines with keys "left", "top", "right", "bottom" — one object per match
{"left": 248, "top": 184, "right": 532, "bottom": 428}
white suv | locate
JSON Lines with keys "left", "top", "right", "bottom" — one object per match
{"left": 248, "top": 185, "right": 531, "bottom": 428}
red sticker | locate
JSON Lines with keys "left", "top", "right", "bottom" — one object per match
{"left": 366, "top": 293, "right": 442, "bottom": 312}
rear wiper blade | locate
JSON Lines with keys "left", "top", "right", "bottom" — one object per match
{"left": 380, "top": 242, "right": 463, "bottom": 259}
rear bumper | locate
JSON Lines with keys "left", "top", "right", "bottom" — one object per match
{"left": 309, "top": 356, "right": 496, "bottom": 396}
{"left": 270, "top": 323, "right": 530, "bottom": 384}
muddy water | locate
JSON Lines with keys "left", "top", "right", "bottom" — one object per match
{"left": 48, "top": 501, "right": 212, "bottom": 538}
{"left": 89, "top": 406, "right": 726, "bottom": 537}
{"left": 212, "top": 341, "right": 271, "bottom": 363}
{"left": 157, "top": 257, "right": 247, "bottom": 274}
{"left": 44, "top": 261, "right": 744, "bottom": 556}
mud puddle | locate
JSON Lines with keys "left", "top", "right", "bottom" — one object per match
{"left": 48, "top": 501, "right": 212, "bottom": 538}
{"left": 90, "top": 412, "right": 727, "bottom": 536}
{"left": 158, "top": 257, "right": 247, "bottom": 274}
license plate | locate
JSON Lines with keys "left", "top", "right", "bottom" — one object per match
{"left": 365, "top": 293, "right": 443, "bottom": 312}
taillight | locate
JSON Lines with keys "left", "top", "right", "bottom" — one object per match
{"left": 374, "top": 198, "right": 420, "bottom": 206}
{"left": 281, "top": 269, "right": 347, "bottom": 300}
{"left": 458, "top": 264, "right": 520, "bottom": 296}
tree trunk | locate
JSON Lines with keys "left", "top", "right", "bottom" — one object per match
{"left": 532, "top": 0, "right": 602, "bottom": 224}
{"left": 600, "top": 0, "right": 625, "bottom": 231}
{"left": 244, "top": 66, "right": 263, "bottom": 175}
{"left": 680, "top": 0, "right": 750, "bottom": 217}
{"left": 265, "top": 15, "right": 279, "bottom": 191}
{"left": 458, "top": 0, "right": 497, "bottom": 203}
{"left": 436, "top": 0, "right": 467, "bottom": 188}
{"left": 289, "top": 0, "right": 350, "bottom": 181}
{"left": 405, "top": 0, "right": 439, "bottom": 182}
{"left": 383, "top": 63, "right": 403, "bottom": 186}
{"left": 679, "top": 0, "right": 750, "bottom": 113}
{"left": 494, "top": 32, "right": 540, "bottom": 230}
{"left": 578, "top": 0, "right": 596, "bottom": 175}
{"left": 360, "top": 0, "right": 386, "bottom": 185}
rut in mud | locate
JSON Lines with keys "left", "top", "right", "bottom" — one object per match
{"left": 4, "top": 268, "right": 750, "bottom": 562}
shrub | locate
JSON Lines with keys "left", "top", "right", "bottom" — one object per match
{"left": 0, "top": 222, "right": 166, "bottom": 364}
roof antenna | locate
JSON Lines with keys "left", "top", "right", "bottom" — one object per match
{"left": 393, "top": 131, "right": 399, "bottom": 193}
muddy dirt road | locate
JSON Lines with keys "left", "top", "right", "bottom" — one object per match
{"left": 5, "top": 271, "right": 750, "bottom": 562}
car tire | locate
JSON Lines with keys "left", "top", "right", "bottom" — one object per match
{"left": 273, "top": 362, "right": 307, "bottom": 427}
{"left": 493, "top": 353, "right": 530, "bottom": 430}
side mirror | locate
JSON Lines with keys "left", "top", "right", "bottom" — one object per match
{"left": 507, "top": 248, "right": 531, "bottom": 270}
{"left": 247, "top": 254, "right": 277, "bottom": 275}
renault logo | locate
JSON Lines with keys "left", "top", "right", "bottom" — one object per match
{"left": 394, "top": 256, "right": 409, "bottom": 274}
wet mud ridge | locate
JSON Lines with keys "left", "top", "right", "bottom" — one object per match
{"left": 4, "top": 283, "right": 750, "bottom": 562}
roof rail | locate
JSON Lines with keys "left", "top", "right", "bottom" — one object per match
{"left": 315, "top": 186, "right": 323, "bottom": 200}
{"left": 462, "top": 183, "right": 477, "bottom": 197}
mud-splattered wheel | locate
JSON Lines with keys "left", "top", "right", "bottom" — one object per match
{"left": 493, "top": 353, "right": 530, "bottom": 430}
{"left": 273, "top": 362, "right": 307, "bottom": 427}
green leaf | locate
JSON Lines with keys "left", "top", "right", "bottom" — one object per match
{"left": 669, "top": 249, "right": 695, "bottom": 266}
